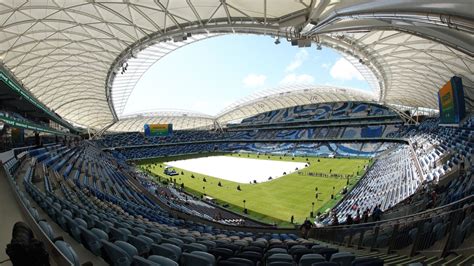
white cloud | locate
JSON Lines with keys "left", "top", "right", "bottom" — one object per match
{"left": 321, "top": 62, "right": 331, "bottom": 69}
{"left": 285, "top": 49, "right": 308, "bottom": 72}
{"left": 242, "top": 74, "right": 267, "bottom": 88}
{"left": 280, "top": 74, "right": 315, "bottom": 85}
{"left": 330, "top": 58, "right": 364, "bottom": 81}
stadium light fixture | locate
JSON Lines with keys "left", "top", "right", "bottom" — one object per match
{"left": 316, "top": 43, "right": 322, "bottom": 50}
{"left": 274, "top": 37, "right": 281, "bottom": 45}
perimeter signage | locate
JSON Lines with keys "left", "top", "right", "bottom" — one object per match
{"left": 0, "top": 112, "right": 69, "bottom": 135}
{"left": 0, "top": 69, "right": 74, "bottom": 131}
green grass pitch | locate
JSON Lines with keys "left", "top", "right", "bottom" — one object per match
{"left": 138, "top": 153, "right": 370, "bottom": 227}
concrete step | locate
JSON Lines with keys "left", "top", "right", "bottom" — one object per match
{"left": 405, "top": 256, "right": 427, "bottom": 264}
{"left": 457, "top": 254, "right": 474, "bottom": 266}
{"left": 441, "top": 254, "right": 463, "bottom": 266}
{"left": 427, "top": 257, "right": 446, "bottom": 266}
{"left": 424, "top": 256, "right": 441, "bottom": 264}
{"left": 384, "top": 255, "right": 409, "bottom": 264}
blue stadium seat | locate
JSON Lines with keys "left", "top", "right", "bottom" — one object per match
{"left": 55, "top": 240, "right": 80, "bottom": 266}
{"left": 101, "top": 239, "right": 135, "bottom": 266}
{"left": 150, "top": 243, "right": 182, "bottom": 262}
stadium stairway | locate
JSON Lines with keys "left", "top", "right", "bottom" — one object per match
{"left": 0, "top": 163, "right": 26, "bottom": 264}
{"left": 12, "top": 158, "right": 107, "bottom": 265}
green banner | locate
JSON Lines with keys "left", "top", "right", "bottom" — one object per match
{"left": 0, "top": 113, "right": 70, "bottom": 135}
{"left": 0, "top": 69, "right": 74, "bottom": 131}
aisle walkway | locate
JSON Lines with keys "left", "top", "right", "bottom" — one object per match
{"left": 0, "top": 167, "right": 26, "bottom": 264}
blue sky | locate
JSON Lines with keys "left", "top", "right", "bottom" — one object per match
{"left": 124, "top": 34, "right": 370, "bottom": 116}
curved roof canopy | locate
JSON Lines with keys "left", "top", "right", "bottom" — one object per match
{"left": 109, "top": 109, "right": 215, "bottom": 131}
{"left": 108, "top": 85, "right": 376, "bottom": 131}
{"left": 0, "top": 0, "right": 472, "bottom": 130}
{"left": 216, "top": 85, "right": 376, "bottom": 125}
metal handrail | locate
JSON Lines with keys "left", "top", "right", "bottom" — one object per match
{"left": 312, "top": 194, "right": 474, "bottom": 232}
{"left": 1, "top": 159, "right": 73, "bottom": 266}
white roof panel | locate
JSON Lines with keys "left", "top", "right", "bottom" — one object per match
{"left": 0, "top": 0, "right": 471, "bottom": 130}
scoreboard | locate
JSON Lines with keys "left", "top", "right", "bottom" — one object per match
{"left": 144, "top": 124, "right": 173, "bottom": 136}
{"left": 438, "top": 76, "right": 466, "bottom": 125}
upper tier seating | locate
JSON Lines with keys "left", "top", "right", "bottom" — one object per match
{"left": 99, "top": 101, "right": 403, "bottom": 149}
{"left": 325, "top": 145, "right": 420, "bottom": 224}
{"left": 100, "top": 124, "right": 401, "bottom": 149}
{"left": 113, "top": 142, "right": 393, "bottom": 160}
{"left": 409, "top": 117, "right": 473, "bottom": 182}
{"left": 239, "top": 102, "right": 397, "bottom": 126}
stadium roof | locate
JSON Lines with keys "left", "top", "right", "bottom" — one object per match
{"left": 109, "top": 109, "right": 215, "bottom": 131}
{"left": 108, "top": 85, "right": 376, "bottom": 131}
{"left": 0, "top": 0, "right": 472, "bottom": 131}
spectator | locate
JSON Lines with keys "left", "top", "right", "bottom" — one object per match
{"left": 5, "top": 222, "right": 50, "bottom": 266}
{"left": 372, "top": 205, "right": 382, "bottom": 221}
{"left": 346, "top": 214, "right": 353, "bottom": 225}
{"left": 300, "top": 218, "right": 313, "bottom": 239}
{"left": 354, "top": 210, "right": 361, "bottom": 224}
{"left": 362, "top": 209, "right": 369, "bottom": 223}
{"left": 332, "top": 213, "right": 339, "bottom": 226}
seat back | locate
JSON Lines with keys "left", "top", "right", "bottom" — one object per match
{"left": 95, "top": 221, "right": 111, "bottom": 233}
{"left": 79, "top": 227, "right": 102, "bottom": 256}
{"left": 39, "top": 221, "right": 55, "bottom": 240}
{"left": 129, "top": 227, "right": 146, "bottom": 236}
{"left": 65, "top": 217, "right": 82, "bottom": 241}
{"left": 100, "top": 239, "right": 133, "bottom": 266}
{"left": 197, "top": 240, "right": 216, "bottom": 250}
{"left": 128, "top": 235, "right": 151, "bottom": 256}
{"left": 74, "top": 218, "right": 88, "bottom": 228}
{"left": 91, "top": 228, "right": 109, "bottom": 240}
{"left": 145, "top": 232, "right": 163, "bottom": 243}
{"left": 299, "top": 254, "right": 325, "bottom": 266}
{"left": 242, "top": 246, "right": 262, "bottom": 253}
{"left": 150, "top": 243, "right": 181, "bottom": 262}
{"left": 224, "top": 257, "right": 255, "bottom": 266}
{"left": 115, "top": 240, "right": 138, "bottom": 258}
{"left": 147, "top": 255, "right": 179, "bottom": 266}
{"left": 183, "top": 243, "right": 207, "bottom": 252}
{"left": 182, "top": 252, "right": 215, "bottom": 266}
{"left": 351, "top": 257, "right": 384, "bottom": 266}
{"left": 291, "top": 248, "right": 313, "bottom": 262}
{"left": 330, "top": 252, "right": 355, "bottom": 266}
{"left": 110, "top": 227, "right": 131, "bottom": 242}
{"left": 318, "top": 248, "right": 339, "bottom": 261}
{"left": 289, "top": 245, "right": 306, "bottom": 253}
{"left": 310, "top": 262, "right": 339, "bottom": 266}
{"left": 268, "top": 262, "right": 293, "bottom": 266}
{"left": 178, "top": 236, "right": 196, "bottom": 244}
{"left": 162, "top": 237, "right": 184, "bottom": 248}
{"left": 267, "top": 248, "right": 287, "bottom": 256}
{"left": 132, "top": 255, "right": 162, "bottom": 266}
{"left": 55, "top": 241, "right": 80, "bottom": 266}
{"left": 209, "top": 247, "right": 234, "bottom": 260}
{"left": 267, "top": 253, "right": 294, "bottom": 264}
{"left": 237, "top": 251, "right": 261, "bottom": 264}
